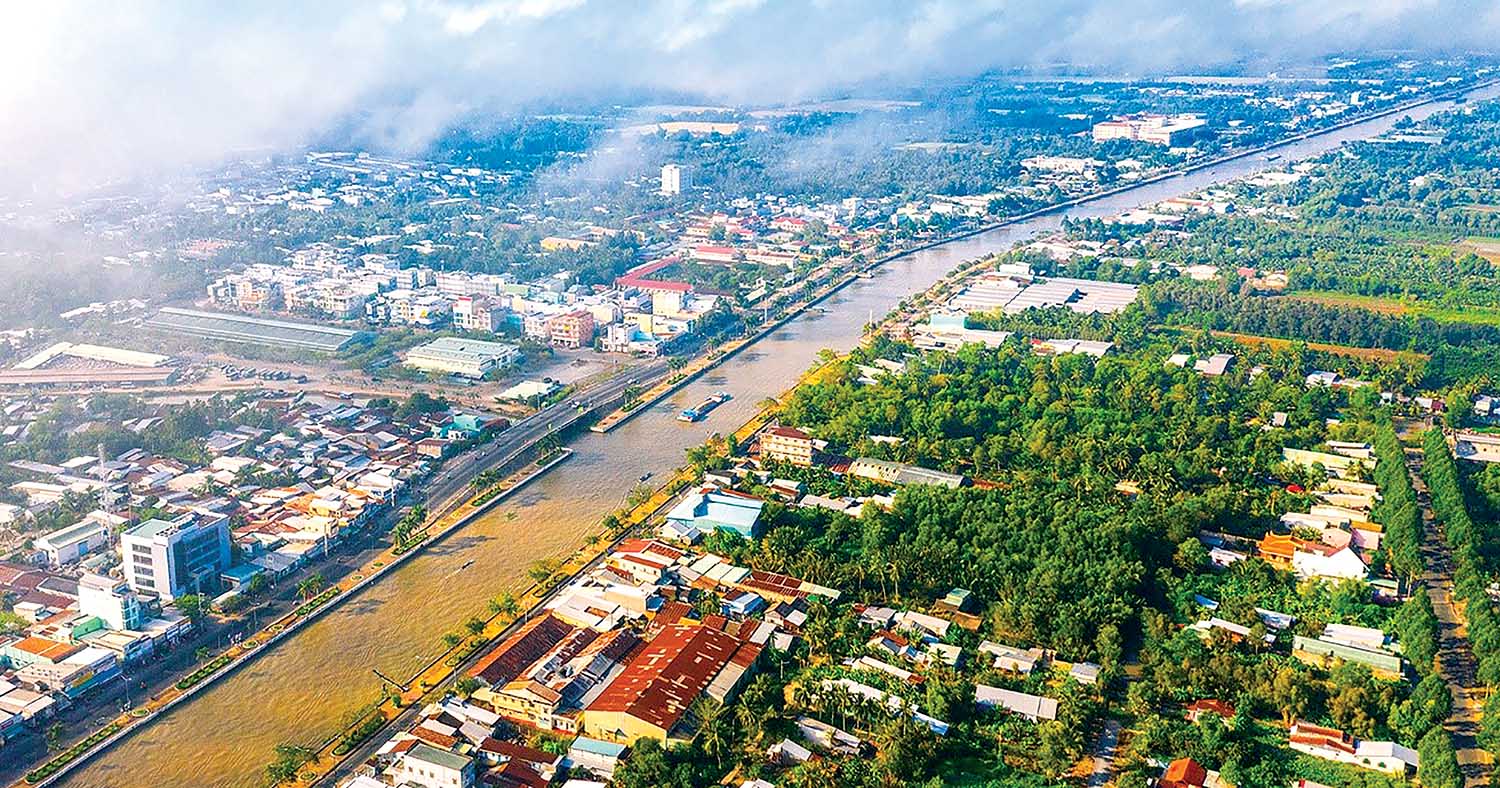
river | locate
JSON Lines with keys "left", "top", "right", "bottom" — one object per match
{"left": 62, "top": 84, "right": 1499, "bottom": 787}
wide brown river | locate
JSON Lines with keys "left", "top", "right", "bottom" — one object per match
{"left": 63, "top": 84, "right": 1499, "bottom": 787}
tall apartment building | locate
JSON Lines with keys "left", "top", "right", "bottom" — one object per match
{"left": 120, "top": 513, "right": 232, "bottom": 601}
{"left": 661, "top": 164, "right": 689, "bottom": 196}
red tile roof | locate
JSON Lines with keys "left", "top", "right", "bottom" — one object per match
{"left": 12, "top": 637, "right": 81, "bottom": 662}
{"left": 1289, "top": 721, "right": 1355, "bottom": 755}
{"left": 1185, "top": 698, "right": 1236, "bottom": 720}
{"left": 1161, "top": 758, "right": 1207, "bottom": 788}
{"left": 469, "top": 614, "right": 574, "bottom": 685}
{"left": 480, "top": 738, "right": 560, "bottom": 769}
{"left": 586, "top": 623, "right": 751, "bottom": 733}
{"left": 409, "top": 725, "right": 459, "bottom": 750}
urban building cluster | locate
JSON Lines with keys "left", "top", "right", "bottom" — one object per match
{"left": 0, "top": 392, "right": 501, "bottom": 745}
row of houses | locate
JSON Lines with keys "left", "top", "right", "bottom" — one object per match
{"left": 339, "top": 535, "right": 842, "bottom": 787}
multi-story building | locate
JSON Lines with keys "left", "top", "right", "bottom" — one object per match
{"left": 120, "top": 513, "right": 233, "bottom": 601}
{"left": 661, "top": 164, "right": 688, "bottom": 195}
{"left": 78, "top": 573, "right": 146, "bottom": 631}
{"left": 546, "top": 310, "right": 595, "bottom": 349}
{"left": 453, "top": 296, "right": 506, "bottom": 333}
{"left": 390, "top": 744, "right": 477, "bottom": 788}
{"left": 762, "top": 426, "right": 814, "bottom": 467}
{"left": 386, "top": 290, "right": 452, "bottom": 327}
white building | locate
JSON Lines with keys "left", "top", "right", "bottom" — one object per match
{"left": 78, "top": 573, "right": 146, "bottom": 631}
{"left": 121, "top": 513, "right": 233, "bottom": 601}
{"left": 33, "top": 512, "right": 118, "bottom": 565}
{"left": 661, "top": 164, "right": 689, "bottom": 195}
{"left": 404, "top": 337, "right": 521, "bottom": 378}
{"left": 390, "top": 743, "right": 477, "bottom": 788}
{"left": 1292, "top": 544, "right": 1368, "bottom": 582}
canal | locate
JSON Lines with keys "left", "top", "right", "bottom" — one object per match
{"left": 63, "top": 85, "right": 1498, "bottom": 787}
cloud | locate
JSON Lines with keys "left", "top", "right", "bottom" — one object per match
{"left": 0, "top": 0, "right": 1494, "bottom": 197}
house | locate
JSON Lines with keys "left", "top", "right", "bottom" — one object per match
{"left": 979, "top": 641, "right": 1045, "bottom": 674}
{"left": 565, "top": 737, "right": 626, "bottom": 780}
{"left": 893, "top": 610, "right": 950, "bottom": 642}
{"left": 1159, "top": 758, "right": 1208, "bottom": 788}
{"left": 847, "top": 458, "right": 965, "bottom": 489}
{"left": 1292, "top": 624, "right": 1403, "bottom": 677}
{"left": 1192, "top": 353, "right": 1235, "bottom": 377}
{"left": 33, "top": 514, "right": 114, "bottom": 566}
{"left": 389, "top": 743, "right": 477, "bottom": 788}
{"left": 1069, "top": 662, "right": 1101, "bottom": 685}
{"left": 663, "top": 488, "right": 765, "bottom": 540}
{"left": 766, "top": 738, "right": 814, "bottom": 766}
{"left": 795, "top": 715, "right": 862, "bottom": 755}
{"left": 762, "top": 426, "right": 814, "bottom": 467}
{"left": 974, "top": 685, "right": 1058, "bottom": 722}
{"left": 1292, "top": 543, "right": 1367, "bottom": 582}
{"left": 1184, "top": 698, "right": 1236, "bottom": 723}
{"left": 1289, "top": 721, "right": 1418, "bottom": 776}
{"left": 1455, "top": 430, "right": 1500, "bottom": 463}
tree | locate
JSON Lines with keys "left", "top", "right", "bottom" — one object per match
{"left": 175, "top": 594, "right": 209, "bottom": 627}
{"left": 1271, "top": 665, "right": 1309, "bottom": 726}
{"left": 694, "top": 699, "right": 733, "bottom": 769}
{"left": 488, "top": 593, "right": 519, "bottom": 620}
{"left": 246, "top": 573, "right": 270, "bottom": 598}
{"left": 464, "top": 616, "right": 487, "bottom": 637}
{"left": 527, "top": 559, "right": 559, "bottom": 586}
{"left": 45, "top": 721, "right": 64, "bottom": 752}
{"left": 441, "top": 631, "right": 463, "bottom": 649}
{"left": 296, "top": 572, "right": 327, "bottom": 602}
{"left": 454, "top": 676, "right": 482, "bottom": 697}
{"left": 1418, "top": 727, "right": 1463, "bottom": 788}
{"left": 264, "top": 743, "right": 316, "bottom": 785}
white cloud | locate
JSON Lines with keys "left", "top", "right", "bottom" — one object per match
{"left": 0, "top": 0, "right": 1493, "bottom": 197}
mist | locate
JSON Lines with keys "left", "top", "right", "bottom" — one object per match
{"left": 2, "top": 0, "right": 1498, "bottom": 197}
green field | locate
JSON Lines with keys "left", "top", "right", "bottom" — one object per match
{"left": 1291, "top": 290, "right": 1500, "bottom": 327}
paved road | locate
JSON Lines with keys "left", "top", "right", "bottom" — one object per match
{"left": 1087, "top": 718, "right": 1122, "bottom": 788}
{"left": 421, "top": 359, "right": 668, "bottom": 515}
{"left": 1410, "top": 450, "right": 1494, "bottom": 788}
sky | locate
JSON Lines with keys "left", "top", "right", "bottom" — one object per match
{"left": 0, "top": 0, "right": 1497, "bottom": 196}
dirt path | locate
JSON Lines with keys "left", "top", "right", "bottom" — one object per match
{"left": 1411, "top": 450, "right": 1493, "bottom": 786}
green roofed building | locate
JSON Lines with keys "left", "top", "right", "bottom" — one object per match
{"left": 1292, "top": 634, "right": 1403, "bottom": 677}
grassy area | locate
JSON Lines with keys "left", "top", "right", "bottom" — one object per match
{"left": 1186, "top": 328, "right": 1430, "bottom": 364}
{"left": 1288, "top": 290, "right": 1500, "bottom": 327}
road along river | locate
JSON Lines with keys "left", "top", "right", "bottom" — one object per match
{"left": 62, "top": 83, "right": 1499, "bottom": 787}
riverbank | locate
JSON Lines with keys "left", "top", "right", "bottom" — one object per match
{"left": 587, "top": 78, "right": 1495, "bottom": 437}
{"left": 19, "top": 448, "right": 574, "bottom": 788}
{"left": 301, "top": 452, "right": 710, "bottom": 786}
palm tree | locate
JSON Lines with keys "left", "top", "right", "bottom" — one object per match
{"left": 487, "top": 593, "right": 519, "bottom": 620}
{"left": 694, "top": 699, "right": 732, "bottom": 769}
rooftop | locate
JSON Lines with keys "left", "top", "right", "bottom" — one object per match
{"left": 406, "top": 742, "right": 472, "bottom": 771}
{"left": 587, "top": 623, "right": 751, "bottom": 732}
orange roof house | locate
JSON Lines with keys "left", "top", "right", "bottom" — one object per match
{"left": 1160, "top": 758, "right": 1208, "bottom": 788}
